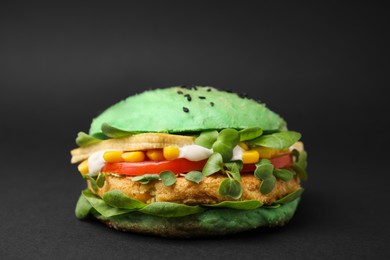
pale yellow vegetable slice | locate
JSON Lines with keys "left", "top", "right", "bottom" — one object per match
{"left": 70, "top": 133, "right": 195, "bottom": 164}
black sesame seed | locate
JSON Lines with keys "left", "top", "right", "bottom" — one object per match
{"left": 198, "top": 96, "right": 206, "bottom": 99}
{"left": 193, "top": 86, "right": 198, "bottom": 90}
{"left": 183, "top": 107, "right": 189, "bottom": 113}
{"left": 184, "top": 94, "right": 192, "bottom": 101}
{"left": 207, "top": 88, "right": 212, "bottom": 92}
{"left": 226, "top": 90, "right": 233, "bottom": 93}
{"left": 210, "top": 102, "right": 214, "bottom": 106}
{"left": 177, "top": 90, "right": 183, "bottom": 94}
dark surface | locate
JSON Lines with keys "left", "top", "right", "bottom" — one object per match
{"left": 0, "top": 2, "right": 388, "bottom": 259}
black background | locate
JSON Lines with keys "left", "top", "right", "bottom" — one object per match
{"left": 1, "top": 2, "right": 389, "bottom": 259}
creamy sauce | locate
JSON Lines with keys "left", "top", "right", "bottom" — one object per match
{"left": 178, "top": 145, "right": 213, "bottom": 161}
{"left": 88, "top": 150, "right": 108, "bottom": 175}
{"left": 231, "top": 145, "right": 244, "bottom": 161}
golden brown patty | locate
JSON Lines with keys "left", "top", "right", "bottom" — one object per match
{"left": 89, "top": 173, "right": 301, "bottom": 205}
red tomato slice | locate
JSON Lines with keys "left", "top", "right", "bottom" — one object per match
{"left": 102, "top": 154, "right": 293, "bottom": 176}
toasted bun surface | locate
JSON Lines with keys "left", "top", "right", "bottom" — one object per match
{"left": 89, "top": 86, "right": 286, "bottom": 136}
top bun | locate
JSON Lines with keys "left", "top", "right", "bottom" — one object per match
{"left": 89, "top": 86, "right": 286, "bottom": 136}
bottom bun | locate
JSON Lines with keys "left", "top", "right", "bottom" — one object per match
{"left": 91, "top": 198, "right": 300, "bottom": 238}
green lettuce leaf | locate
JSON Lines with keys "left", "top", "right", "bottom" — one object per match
{"left": 202, "top": 200, "right": 263, "bottom": 210}
{"left": 139, "top": 202, "right": 205, "bottom": 217}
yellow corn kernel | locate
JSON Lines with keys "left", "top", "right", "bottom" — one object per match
{"left": 78, "top": 160, "right": 89, "bottom": 174}
{"left": 242, "top": 150, "right": 260, "bottom": 164}
{"left": 146, "top": 149, "right": 165, "bottom": 161}
{"left": 254, "top": 147, "right": 278, "bottom": 159}
{"left": 122, "top": 151, "right": 145, "bottom": 162}
{"left": 163, "top": 146, "right": 180, "bottom": 160}
{"left": 238, "top": 142, "right": 249, "bottom": 151}
{"left": 103, "top": 151, "right": 124, "bottom": 162}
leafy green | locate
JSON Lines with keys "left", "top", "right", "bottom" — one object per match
{"left": 131, "top": 174, "right": 160, "bottom": 184}
{"left": 212, "top": 129, "right": 240, "bottom": 162}
{"left": 102, "top": 190, "right": 146, "bottom": 209}
{"left": 159, "top": 171, "right": 176, "bottom": 186}
{"left": 202, "top": 153, "right": 223, "bottom": 176}
{"left": 274, "top": 188, "right": 304, "bottom": 204}
{"left": 202, "top": 200, "right": 263, "bottom": 210}
{"left": 82, "top": 190, "right": 133, "bottom": 218}
{"left": 76, "top": 132, "right": 102, "bottom": 147}
{"left": 292, "top": 150, "right": 308, "bottom": 181}
{"left": 250, "top": 131, "right": 301, "bottom": 150}
{"left": 101, "top": 123, "right": 135, "bottom": 138}
{"left": 273, "top": 168, "right": 294, "bottom": 182}
{"left": 139, "top": 202, "right": 205, "bottom": 217}
{"left": 185, "top": 171, "right": 204, "bottom": 184}
{"left": 194, "top": 130, "right": 218, "bottom": 149}
{"left": 75, "top": 194, "right": 92, "bottom": 219}
{"left": 225, "top": 161, "right": 242, "bottom": 182}
{"left": 89, "top": 177, "right": 98, "bottom": 191}
{"left": 96, "top": 172, "right": 105, "bottom": 188}
{"left": 218, "top": 179, "right": 243, "bottom": 199}
{"left": 238, "top": 127, "right": 263, "bottom": 141}
{"left": 259, "top": 175, "right": 276, "bottom": 194}
{"left": 254, "top": 159, "right": 274, "bottom": 180}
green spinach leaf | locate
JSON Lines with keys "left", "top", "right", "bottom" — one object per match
{"left": 259, "top": 175, "right": 276, "bottom": 194}
{"left": 273, "top": 168, "right": 294, "bottom": 182}
{"left": 238, "top": 127, "right": 263, "bottom": 141}
{"left": 76, "top": 132, "right": 102, "bottom": 147}
{"left": 250, "top": 131, "right": 301, "bottom": 150}
{"left": 102, "top": 190, "right": 146, "bottom": 209}
{"left": 274, "top": 188, "right": 304, "bottom": 204}
{"left": 139, "top": 202, "right": 204, "bottom": 217}
{"left": 75, "top": 194, "right": 92, "bottom": 219}
{"left": 202, "top": 200, "right": 263, "bottom": 210}
{"left": 212, "top": 129, "right": 240, "bottom": 162}
{"left": 101, "top": 123, "right": 135, "bottom": 138}
{"left": 82, "top": 190, "right": 133, "bottom": 218}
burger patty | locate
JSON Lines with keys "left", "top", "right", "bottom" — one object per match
{"left": 90, "top": 173, "right": 301, "bottom": 205}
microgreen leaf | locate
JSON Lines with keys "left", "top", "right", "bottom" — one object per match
{"left": 273, "top": 168, "right": 294, "bottom": 182}
{"left": 194, "top": 130, "right": 218, "bottom": 149}
{"left": 131, "top": 174, "right": 160, "bottom": 184}
{"left": 238, "top": 127, "right": 263, "bottom": 141}
{"left": 76, "top": 132, "right": 102, "bottom": 147}
{"left": 218, "top": 179, "right": 243, "bottom": 199}
{"left": 96, "top": 172, "right": 105, "bottom": 188}
{"left": 89, "top": 177, "right": 98, "bottom": 191}
{"left": 212, "top": 129, "right": 240, "bottom": 162}
{"left": 75, "top": 194, "right": 92, "bottom": 219}
{"left": 101, "top": 123, "right": 135, "bottom": 138}
{"left": 202, "top": 153, "right": 223, "bottom": 176}
{"left": 225, "top": 162, "right": 242, "bottom": 181}
{"left": 254, "top": 159, "right": 274, "bottom": 180}
{"left": 185, "top": 171, "right": 204, "bottom": 184}
{"left": 259, "top": 175, "right": 276, "bottom": 194}
{"left": 159, "top": 171, "right": 176, "bottom": 186}
{"left": 292, "top": 150, "right": 308, "bottom": 181}
{"left": 250, "top": 131, "right": 301, "bottom": 150}
{"left": 274, "top": 188, "right": 304, "bottom": 204}
{"left": 102, "top": 190, "right": 146, "bottom": 209}
{"left": 202, "top": 200, "right": 263, "bottom": 210}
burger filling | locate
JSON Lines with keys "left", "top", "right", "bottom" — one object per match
{"left": 71, "top": 127, "right": 307, "bottom": 213}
